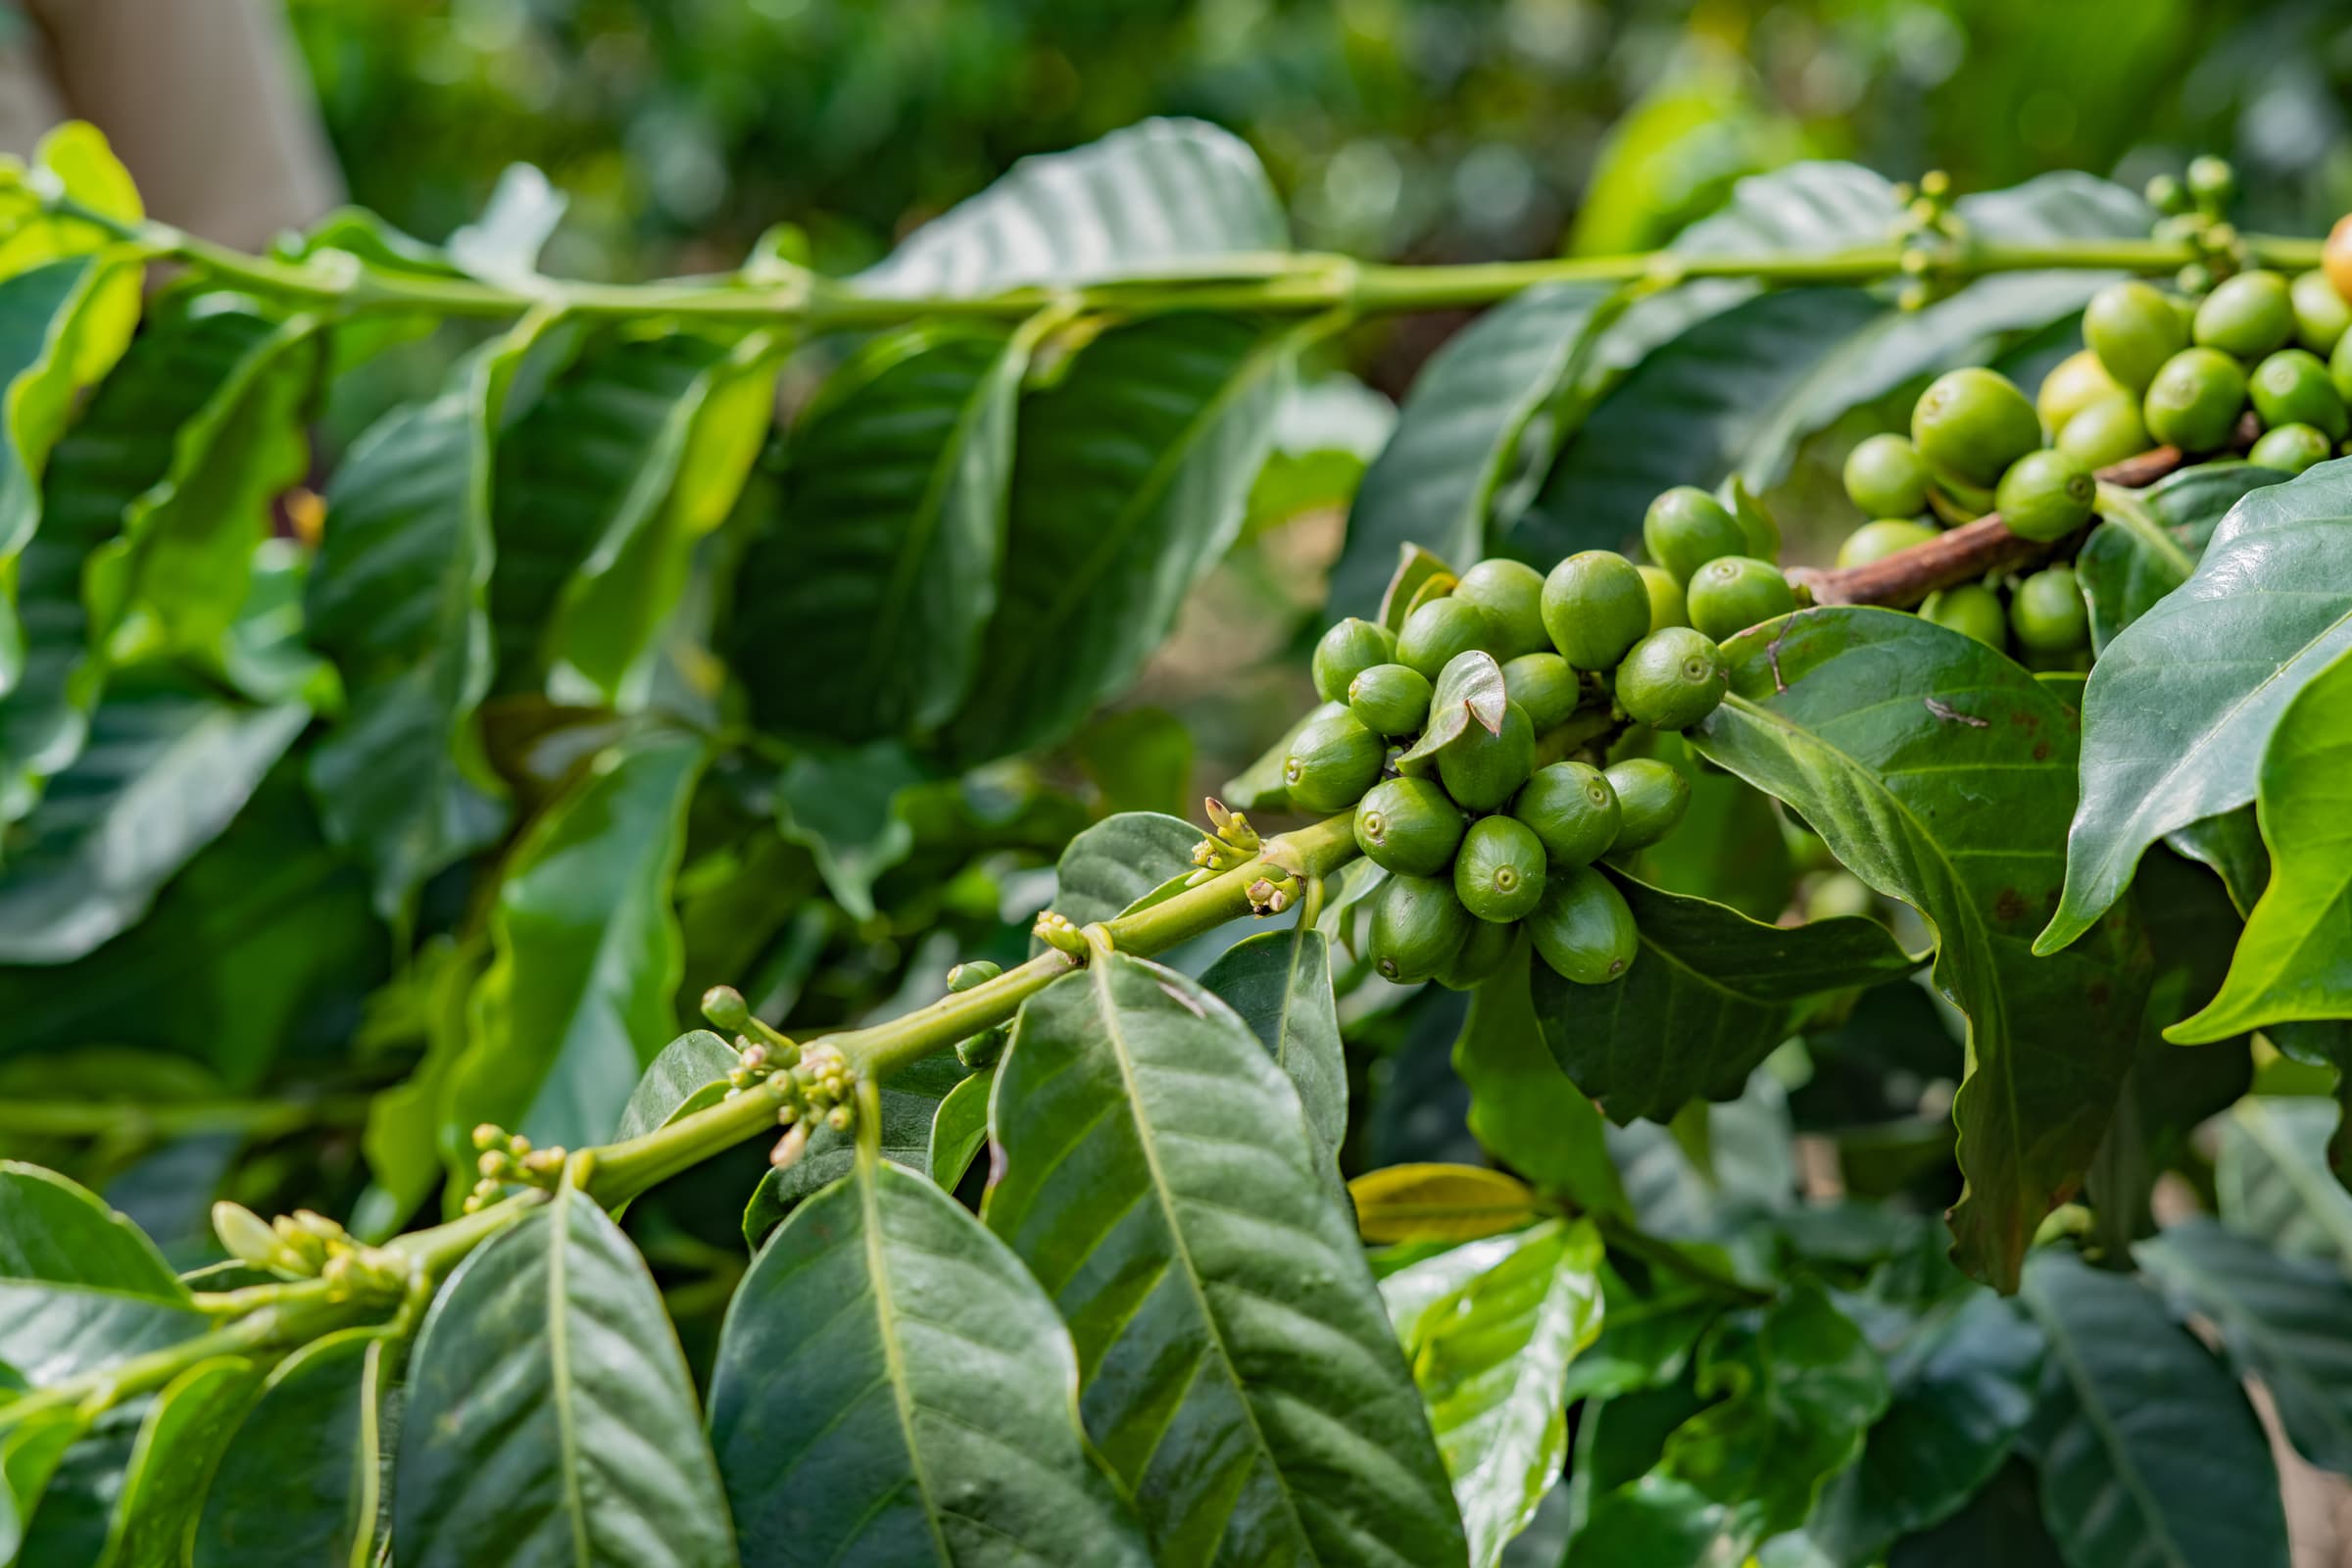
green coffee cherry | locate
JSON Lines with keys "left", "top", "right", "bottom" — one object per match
{"left": 1542, "top": 550, "right": 1653, "bottom": 671}
{"left": 1348, "top": 662, "right": 1433, "bottom": 736}
{"left": 1500, "top": 652, "right": 1581, "bottom": 731}
{"left": 1451, "top": 559, "right": 1550, "bottom": 661}
{"left": 2146, "top": 172, "right": 2187, "bottom": 215}
{"left": 1354, "top": 776, "right": 1467, "bottom": 876}
{"left": 1685, "top": 556, "right": 1795, "bottom": 643}
{"left": 1841, "top": 433, "right": 1931, "bottom": 520}
{"left": 1311, "top": 617, "right": 1396, "bottom": 705}
{"left": 1512, "top": 760, "right": 1621, "bottom": 868}
{"left": 2248, "top": 348, "right": 2349, "bottom": 439}
{"left": 1920, "top": 583, "right": 2008, "bottom": 648}
{"left": 2192, "top": 270, "right": 2293, "bottom": 359}
{"left": 2057, "top": 393, "right": 2150, "bottom": 469}
{"left": 1614, "top": 627, "right": 1729, "bottom": 732}
{"left": 1635, "top": 564, "right": 1688, "bottom": 634}
{"left": 2291, "top": 270, "right": 2352, "bottom": 356}
{"left": 1912, "top": 368, "right": 2041, "bottom": 488}
{"left": 1436, "top": 916, "right": 1518, "bottom": 991}
{"left": 1994, "top": 449, "right": 2095, "bottom": 543}
{"left": 2035, "top": 349, "right": 2125, "bottom": 434}
{"left": 1283, "top": 709, "right": 1384, "bottom": 813}
{"left": 1837, "top": 518, "right": 1937, "bottom": 570}
{"left": 2249, "top": 421, "right": 2333, "bottom": 474}
{"left": 1602, "top": 758, "right": 1690, "bottom": 852}
{"left": 1370, "top": 873, "right": 1473, "bottom": 984}
{"left": 2084, "top": 280, "right": 2189, "bottom": 392}
{"left": 1642, "top": 487, "right": 1747, "bottom": 582}
{"left": 1528, "top": 866, "right": 1639, "bottom": 985}
{"left": 2142, "top": 347, "right": 2247, "bottom": 454}
{"left": 1437, "top": 701, "right": 1537, "bottom": 811}
{"left": 1454, "top": 815, "right": 1548, "bottom": 923}
{"left": 1397, "top": 597, "right": 1497, "bottom": 681}
{"left": 2009, "top": 565, "right": 2088, "bottom": 654}
{"left": 2185, "top": 154, "right": 2236, "bottom": 211}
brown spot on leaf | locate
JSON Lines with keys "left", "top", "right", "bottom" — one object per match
{"left": 1993, "top": 888, "right": 2030, "bottom": 923}
{"left": 2032, "top": 739, "right": 2050, "bottom": 761}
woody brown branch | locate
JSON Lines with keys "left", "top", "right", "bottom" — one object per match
{"left": 1788, "top": 412, "right": 2262, "bottom": 609}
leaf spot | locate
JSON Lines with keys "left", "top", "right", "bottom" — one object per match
{"left": 1923, "top": 697, "right": 1988, "bottom": 728}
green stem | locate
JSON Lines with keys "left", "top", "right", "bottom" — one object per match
{"left": 1592, "top": 1212, "right": 1774, "bottom": 1304}
{"left": 0, "top": 1095, "right": 374, "bottom": 1140}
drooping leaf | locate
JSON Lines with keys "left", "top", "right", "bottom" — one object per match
{"left": 2076, "top": 464, "right": 2285, "bottom": 653}
{"left": 87, "top": 1355, "right": 258, "bottom": 1566}
{"left": 1200, "top": 925, "right": 1347, "bottom": 1170}
{"left": 2215, "top": 1098, "right": 2352, "bottom": 1272}
{"left": 1690, "top": 608, "right": 2153, "bottom": 1290}
{"left": 0, "top": 681, "right": 307, "bottom": 963}
{"left": 0, "top": 1161, "right": 204, "bottom": 1388}
{"left": 1404, "top": 1219, "right": 1604, "bottom": 1568}
{"left": 708, "top": 1157, "right": 1152, "bottom": 1567}
{"left": 985, "top": 953, "right": 1467, "bottom": 1566}
{"left": 2020, "top": 1249, "right": 2288, "bottom": 1568}
{"left": 733, "top": 324, "right": 1023, "bottom": 743}
{"left": 1396, "top": 649, "right": 1508, "bottom": 766}
{"left": 612, "top": 1029, "right": 742, "bottom": 1144}
{"left": 945, "top": 314, "right": 1292, "bottom": 761}
{"left": 2138, "top": 1218, "right": 2352, "bottom": 1475}
{"left": 1349, "top": 1163, "right": 1545, "bottom": 1245}
{"left": 1330, "top": 283, "right": 1623, "bottom": 620}
{"left": 394, "top": 1183, "right": 737, "bottom": 1568}
{"left": 450, "top": 731, "right": 706, "bottom": 1161}
{"left": 1532, "top": 869, "right": 1916, "bottom": 1125}
{"left": 858, "top": 118, "right": 1285, "bottom": 299}
{"left": 305, "top": 316, "right": 559, "bottom": 914}
{"left": 2041, "top": 462, "right": 2352, "bottom": 957}
{"left": 1452, "top": 939, "right": 1630, "bottom": 1217}
{"left": 742, "top": 1052, "right": 968, "bottom": 1242}
{"left": 773, "top": 739, "right": 925, "bottom": 920}
{"left": 928, "top": 1064, "right": 992, "bottom": 1189}
{"left": 2171, "top": 646, "right": 2352, "bottom": 1041}
{"left": 193, "top": 1328, "right": 395, "bottom": 1568}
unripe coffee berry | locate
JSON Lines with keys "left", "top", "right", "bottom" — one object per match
{"left": 2035, "top": 350, "right": 2124, "bottom": 436}
{"left": 1396, "top": 597, "right": 1496, "bottom": 681}
{"left": 1283, "top": 709, "right": 1384, "bottom": 812}
{"left": 1685, "top": 556, "right": 1796, "bottom": 643}
{"left": 1614, "top": 627, "right": 1729, "bottom": 732}
{"left": 1642, "top": 488, "right": 1746, "bottom": 582}
{"left": 1528, "top": 866, "right": 1639, "bottom": 985}
{"left": 1637, "top": 564, "right": 1688, "bottom": 633}
{"left": 1453, "top": 815, "right": 1547, "bottom": 923}
{"left": 1842, "top": 433, "right": 1931, "bottom": 518}
{"left": 2057, "top": 394, "right": 2149, "bottom": 469}
{"left": 1994, "top": 449, "right": 2094, "bottom": 543}
{"left": 1437, "top": 701, "right": 1537, "bottom": 811}
{"left": 2192, "top": 270, "right": 2294, "bottom": 360}
{"left": 1512, "top": 760, "right": 1621, "bottom": 867}
{"left": 1370, "top": 873, "right": 1473, "bottom": 984}
{"left": 2010, "top": 566, "right": 2089, "bottom": 654}
{"left": 1837, "top": 518, "right": 1937, "bottom": 570}
{"left": 2291, "top": 270, "right": 2352, "bottom": 356}
{"left": 2142, "top": 347, "right": 2246, "bottom": 454}
{"left": 1911, "top": 368, "right": 2040, "bottom": 488}
{"left": 1542, "top": 550, "right": 1651, "bottom": 670}
{"left": 2084, "top": 281, "right": 2188, "bottom": 393}
{"left": 1354, "top": 776, "right": 1467, "bottom": 877}
{"left": 1601, "top": 758, "right": 1691, "bottom": 852}
{"left": 2249, "top": 422, "right": 2331, "bottom": 474}
{"left": 1348, "top": 662, "right": 1434, "bottom": 736}
{"left": 2248, "top": 349, "right": 2349, "bottom": 439}
{"left": 1450, "top": 559, "right": 1550, "bottom": 661}
{"left": 1499, "top": 652, "right": 1581, "bottom": 731}
{"left": 1312, "top": 617, "right": 1398, "bottom": 705}
{"left": 1920, "top": 583, "right": 2007, "bottom": 649}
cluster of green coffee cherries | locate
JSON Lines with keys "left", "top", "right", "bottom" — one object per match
{"left": 1287, "top": 545, "right": 1752, "bottom": 991}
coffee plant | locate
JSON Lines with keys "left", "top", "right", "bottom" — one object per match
{"left": 2, "top": 113, "right": 2351, "bottom": 1567}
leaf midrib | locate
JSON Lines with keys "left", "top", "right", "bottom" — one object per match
{"left": 859, "top": 1162, "right": 955, "bottom": 1566}
{"left": 2031, "top": 1286, "right": 2197, "bottom": 1568}
{"left": 547, "top": 1184, "right": 591, "bottom": 1568}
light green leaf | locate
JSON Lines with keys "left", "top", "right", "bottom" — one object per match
{"left": 858, "top": 118, "right": 1285, "bottom": 299}
{"left": 612, "top": 1029, "right": 741, "bottom": 1145}
{"left": 92, "top": 1355, "right": 258, "bottom": 1567}
{"left": 773, "top": 739, "right": 925, "bottom": 921}
{"left": 2077, "top": 464, "right": 2284, "bottom": 654}
{"left": 1532, "top": 869, "right": 1916, "bottom": 1125}
{"left": 1330, "top": 283, "right": 1622, "bottom": 620}
{"left": 452, "top": 731, "right": 706, "bottom": 1160}
{"left": 2021, "top": 1249, "right": 2287, "bottom": 1568}
{"left": 2041, "top": 462, "right": 2352, "bottom": 957}
{"left": 1396, "top": 649, "right": 1507, "bottom": 766}
{"left": 305, "top": 315, "right": 560, "bottom": 915}
{"left": 734, "top": 323, "right": 1023, "bottom": 743}
{"left": 194, "top": 1328, "right": 395, "bottom": 1568}
{"left": 394, "top": 1183, "right": 737, "bottom": 1568}
{"left": 0, "top": 1407, "right": 80, "bottom": 1563}
{"left": 986, "top": 952, "right": 1467, "bottom": 1566}
{"left": 945, "top": 314, "right": 1293, "bottom": 761}
{"left": 2139, "top": 1218, "right": 2352, "bottom": 1474}
{"left": 0, "top": 1162, "right": 204, "bottom": 1389}
{"left": 928, "top": 1064, "right": 992, "bottom": 1189}
{"left": 2172, "top": 645, "right": 2352, "bottom": 1041}
{"left": 1453, "top": 938, "right": 1630, "bottom": 1218}
{"left": 2216, "top": 1099, "right": 2352, "bottom": 1274}
{"left": 0, "top": 682, "right": 307, "bottom": 963}
{"left": 708, "top": 1157, "right": 1151, "bottom": 1567}
{"left": 1350, "top": 1163, "right": 1545, "bottom": 1245}
{"left": 1408, "top": 1219, "right": 1604, "bottom": 1568}
{"left": 1200, "top": 925, "right": 1347, "bottom": 1170}
{"left": 1690, "top": 608, "right": 2153, "bottom": 1291}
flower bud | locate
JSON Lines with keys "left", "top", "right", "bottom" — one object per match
{"left": 701, "top": 984, "right": 752, "bottom": 1032}
{"left": 214, "top": 1201, "right": 290, "bottom": 1274}
{"left": 946, "top": 960, "right": 1002, "bottom": 994}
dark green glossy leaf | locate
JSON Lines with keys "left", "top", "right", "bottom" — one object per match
{"left": 1534, "top": 869, "right": 1915, "bottom": 1125}
{"left": 2139, "top": 1218, "right": 2352, "bottom": 1474}
{"left": 709, "top": 1157, "right": 1151, "bottom": 1567}
{"left": 742, "top": 1053, "right": 967, "bottom": 1243}
{"left": 194, "top": 1328, "right": 394, "bottom": 1568}
{"left": 1200, "top": 925, "right": 1346, "bottom": 1170}
{"left": 928, "top": 1064, "right": 992, "bottom": 1188}
{"left": 2167, "top": 806, "right": 2269, "bottom": 918}
{"left": 2020, "top": 1249, "right": 2287, "bottom": 1568}
{"left": 91, "top": 1355, "right": 258, "bottom": 1566}
{"left": 1039, "top": 809, "right": 1200, "bottom": 935}
{"left": 395, "top": 1182, "right": 736, "bottom": 1568}
{"left": 0, "top": 1161, "right": 205, "bottom": 1389}
{"left": 450, "top": 731, "right": 706, "bottom": 1157}
{"left": 2173, "top": 646, "right": 2352, "bottom": 1041}
{"left": 612, "top": 1030, "right": 741, "bottom": 1144}
{"left": 773, "top": 739, "right": 924, "bottom": 920}
{"left": 986, "top": 952, "right": 1466, "bottom": 1566}
{"left": 734, "top": 324, "right": 1022, "bottom": 743}
{"left": 2077, "top": 464, "right": 2285, "bottom": 654}
{"left": 1886, "top": 1459, "right": 2066, "bottom": 1568}
{"left": 1690, "top": 608, "right": 2153, "bottom": 1290}
{"left": 2043, "top": 462, "right": 2352, "bottom": 957}
{"left": 946, "top": 314, "right": 1291, "bottom": 761}
{"left": 858, "top": 118, "right": 1284, "bottom": 299}
{"left": 1627, "top": 744, "right": 1793, "bottom": 922}
{"left": 2217, "top": 1098, "right": 2352, "bottom": 1271}
{"left": 1331, "top": 283, "right": 1621, "bottom": 620}
{"left": 0, "top": 682, "right": 307, "bottom": 963}
{"left": 1453, "top": 939, "right": 1630, "bottom": 1217}
{"left": 12, "top": 1396, "right": 144, "bottom": 1567}
{"left": 305, "top": 318, "right": 556, "bottom": 914}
